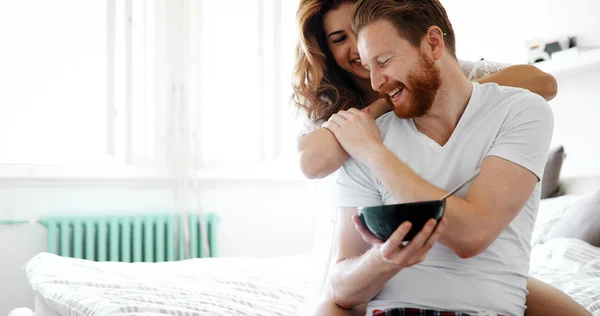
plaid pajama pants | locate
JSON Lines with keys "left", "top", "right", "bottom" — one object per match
{"left": 372, "top": 308, "right": 505, "bottom": 316}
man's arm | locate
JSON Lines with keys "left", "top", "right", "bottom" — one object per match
{"left": 363, "top": 152, "right": 537, "bottom": 258}
{"left": 327, "top": 158, "right": 447, "bottom": 309}
{"left": 325, "top": 97, "right": 554, "bottom": 259}
{"left": 327, "top": 207, "right": 400, "bottom": 309}
{"left": 328, "top": 207, "right": 446, "bottom": 309}
{"left": 363, "top": 98, "right": 553, "bottom": 258}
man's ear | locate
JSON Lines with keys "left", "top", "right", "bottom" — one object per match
{"left": 423, "top": 26, "right": 445, "bottom": 61}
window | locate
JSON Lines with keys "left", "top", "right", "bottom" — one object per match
{"left": 0, "top": 1, "right": 110, "bottom": 165}
{"left": 194, "top": 0, "right": 263, "bottom": 167}
{"left": 0, "top": 0, "right": 302, "bottom": 178}
{"left": 0, "top": 0, "right": 160, "bottom": 169}
{"left": 189, "top": 0, "right": 301, "bottom": 170}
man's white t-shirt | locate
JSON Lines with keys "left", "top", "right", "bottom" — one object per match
{"left": 335, "top": 82, "right": 554, "bottom": 316}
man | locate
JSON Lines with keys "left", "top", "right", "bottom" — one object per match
{"left": 319, "top": 0, "right": 554, "bottom": 315}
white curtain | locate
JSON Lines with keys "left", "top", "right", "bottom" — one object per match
{"left": 158, "top": 0, "right": 209, "bottom": 259}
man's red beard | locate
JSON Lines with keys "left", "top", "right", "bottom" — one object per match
{"left": 381, "top": 54, "right": 442, "bottom": 119}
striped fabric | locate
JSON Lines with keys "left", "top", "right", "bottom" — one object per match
{"left": 23, "top": 236, "right": 600, "bottom": 315}
{"left": 372, "top": 308, "right": 475, "bottom": 316}
{"left": 26, "top": 252, "right": 310, "bottom": 316}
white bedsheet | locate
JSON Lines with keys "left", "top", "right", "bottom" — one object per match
{"left": 25, "top": 253, "right": 312, "bottom": 316}
{"left": 26, "top": 238, "right": 600, "bottom": 316}
{"left": 530, "top": 238, "right": 600, "bottom": 314}
{"left": 34, "top": 294, "right": 61, "bottom": 316}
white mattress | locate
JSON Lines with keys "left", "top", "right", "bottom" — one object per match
{"left": 26, "top": 253, "right": 313, "bottom": 316}
{"left": 25, "top": 239, "right": 600, "bottom": 316}
{"left": 34, "top": 294, "right": 61, "bottom": 316}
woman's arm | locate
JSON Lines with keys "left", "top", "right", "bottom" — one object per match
{"left": 478, "top": 65, "right": 558, "bottom": 101}
{"left": 297, "top": 128, "right": 348, "bottom": 179}
{"left": 464, "top": 60, "right": 558, "bottom": 101}
{"left": 525, "top": 277, "right": 591, "bottom": 316}
{"left": 297, "top": 98, "right": 390, "bottom": 179}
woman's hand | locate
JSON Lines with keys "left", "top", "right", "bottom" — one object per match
{"left": 352, "top": 216, "right": 447, "bottom": 268}
{"left": 362, "top": 98, "right": 392, "bottom": 119}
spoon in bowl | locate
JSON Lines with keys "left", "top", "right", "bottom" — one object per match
{"left": 441, "top": 169, "right": 481, "bottom": 200}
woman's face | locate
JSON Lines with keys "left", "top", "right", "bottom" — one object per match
{"left": 323, "top": 2, "right": 370, "bottom": 80}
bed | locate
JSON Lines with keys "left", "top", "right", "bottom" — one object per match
{"left": 16, "top": 176, "right": 600, "bottom": 316}
{"left": 24, "top": 253, "right": 314, "bottom": 316}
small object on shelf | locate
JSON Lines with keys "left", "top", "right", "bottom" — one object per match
{"left": 526, "top": 36, "right": 578, "bottom": 64}
{"left": 533, "top": 47, "right": 600, "bottom": 77}
{"left": 527, "top": 38, "right": 551, "bottom": 64}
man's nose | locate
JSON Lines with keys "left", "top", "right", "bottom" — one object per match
{"left": 371, "top": 69, "right": 385, "bottom": 93}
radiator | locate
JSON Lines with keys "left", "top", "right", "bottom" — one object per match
{"left": 37, "top": 213, "right": 218, "bottom": 262}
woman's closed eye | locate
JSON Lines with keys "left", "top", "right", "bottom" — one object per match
{"left": 331, "top": 35, "right": 347, "bottom": 44}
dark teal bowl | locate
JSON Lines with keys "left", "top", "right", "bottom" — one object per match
{"left": 358, "top": 199, "right": 445, "bottom": 242}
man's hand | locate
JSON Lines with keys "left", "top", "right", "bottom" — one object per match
{"left": 322, "top": 108, "right": 386, "bottom": 164}
{"left": 352, "top": 215, "right": 448, "bottom": 268}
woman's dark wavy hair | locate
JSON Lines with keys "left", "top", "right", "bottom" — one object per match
{"left": 291, "top": 0, "right": 366, "bottom": 124}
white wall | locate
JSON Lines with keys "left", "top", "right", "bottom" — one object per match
{"left": 542, "top": 62, "right": 600, "bottom": 178}
{"left": 0, "top": 177, "right": 332, "bottom": 315}
{"left": 443, "top": 0, "right": 600, "bottom": 64}
{"left": 441, "top": 0, "right": 600, "bottom": 177}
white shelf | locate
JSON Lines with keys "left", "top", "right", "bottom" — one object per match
{"left": 534, "top": 48, "right": 600, "bottom": 77}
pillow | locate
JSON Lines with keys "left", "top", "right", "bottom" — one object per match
{"left": 543, "top": 191, "right": 600, "bottom": 247}
{"left": 531, "top": 194, "right": 583, "bottom": 247}
{"left": 541, "top": 146, "right": 566, "bottom": 199}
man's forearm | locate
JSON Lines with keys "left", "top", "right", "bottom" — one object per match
{"left": 364, "top": 148, "right": 489, "bottom": 258}
{"left": 364, "top": 148, "right": 450, "bottom": 203}
{"left": 329, "top": 247, "right": 401, "bottom": 309}
{"left": 297, "top": 128, "right": 349, "bottom": 179}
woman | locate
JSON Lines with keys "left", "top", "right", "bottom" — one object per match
{"left": 292, "top": 1, "right": 590, "bottom": 316}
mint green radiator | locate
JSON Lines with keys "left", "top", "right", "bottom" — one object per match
{"left": 37, "top": 213, "right": 218, "bottom": 262}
